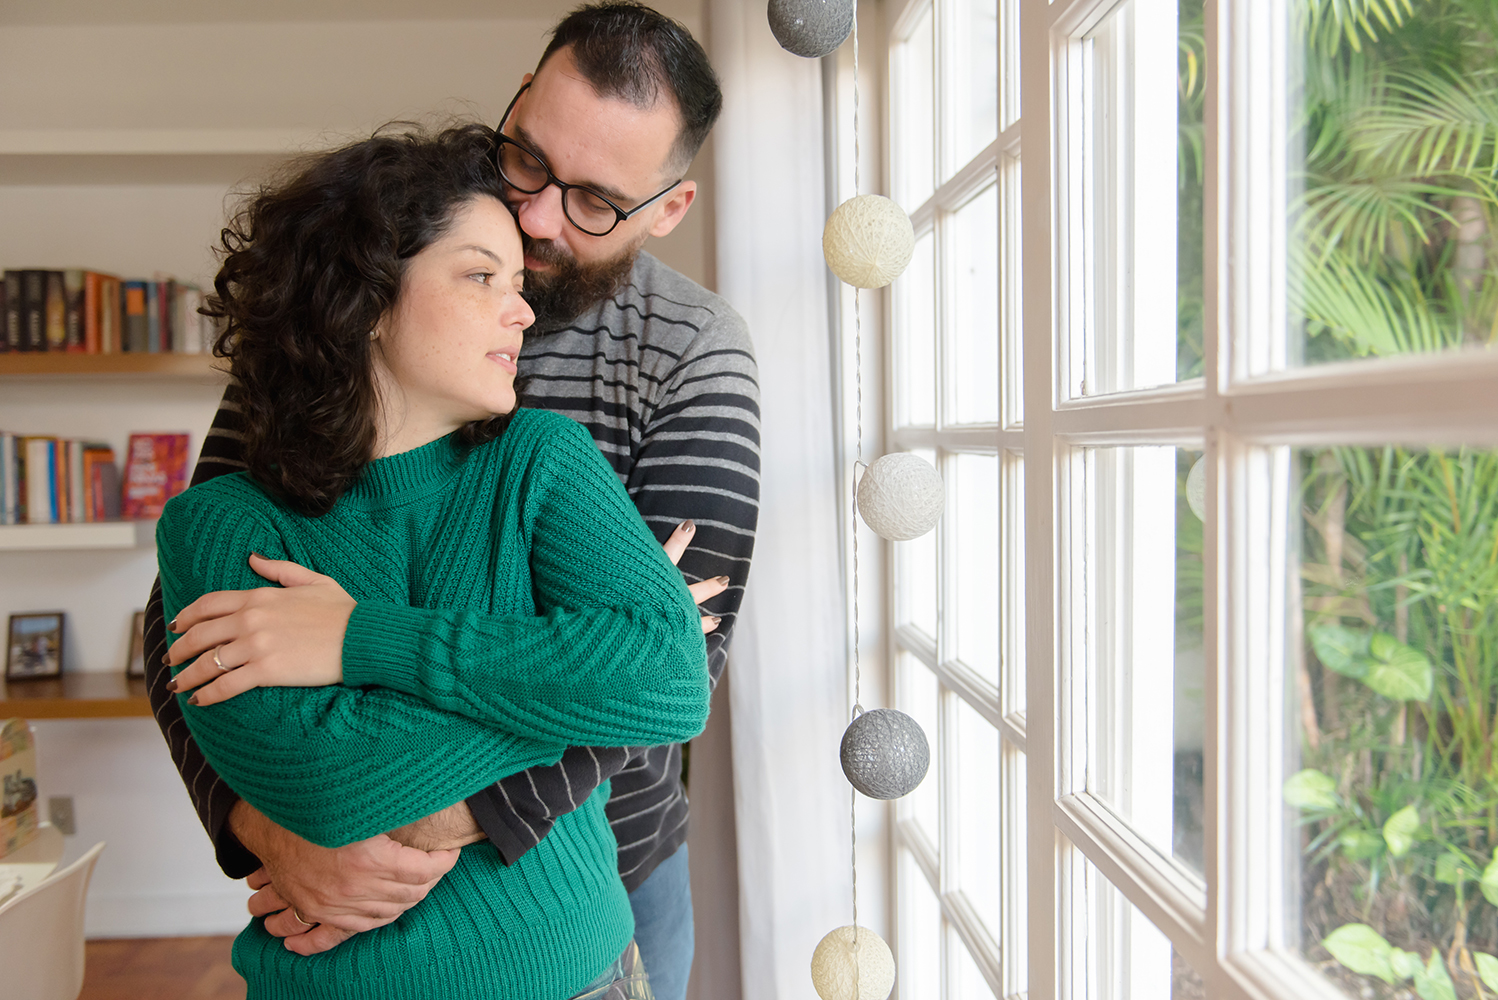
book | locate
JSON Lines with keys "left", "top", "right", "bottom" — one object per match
{"left": 0, "top": 719, "right": 39, "bottom": 859}
{"left": 2, "top": 272, "right": 19, "bottom": 352}
{"left": 82, "top": 445, "right": 118, "bottom": 522}
{"left": 0, "top": 434, "right": 15, "bottom": 525}
{"left": 122, "top": 433, "right": 189, "bottom": 519}
{"left": 23, "top": 437, "right": 53, "bottom": 524}
{"left": 100, "top": 275, "right": 121, "bottom": 353}
{"left": 144, "top": 282, "right": 159, "bottom": 354}
{"left": 81, "top": 271, "right": 104, "bottom": 354}
{"left": 22, "top": 271, "right": 46, "bottom": 352}
{"left": 44, "top": 271, "right": 66, "bottom": 352}
{"left": 63, "top": 270, "right": 85, "bottom": 352}
{"left": 122, "top": 281, "right": 148, "bottom": 353}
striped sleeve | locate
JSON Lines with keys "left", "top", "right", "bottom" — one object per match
{"left": 143, "top": 384, "right": 261, "bottom": 876}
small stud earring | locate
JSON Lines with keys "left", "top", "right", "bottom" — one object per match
{"left": 369, "top": 329, "right": 379, "bottom": 341}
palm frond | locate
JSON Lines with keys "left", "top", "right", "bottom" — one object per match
{"left": 1292, "top": 244, "right": 1460, "bottom": 355}
{"left": 1351, "top": 68, "right": 1498, "bottom": 177}
{"left": 1295, "top": 172, "right": 1470, "bottom": 262}
{"left": 1294, "top": 0, "right": 1420, "bottom": 57}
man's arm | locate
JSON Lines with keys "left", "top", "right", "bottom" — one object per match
{"left": 465, "top": 305, "right": 761, "bottom": 863}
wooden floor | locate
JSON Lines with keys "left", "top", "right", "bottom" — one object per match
{"left": 80, "top": 936, "right": 245, "bottom": 1000}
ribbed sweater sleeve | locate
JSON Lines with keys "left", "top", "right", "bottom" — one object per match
{"left": 157, "top": 495, "right": 570, "bottom": 850}
{"left": 339, "top": 417, "right": 711, "bottom": 748}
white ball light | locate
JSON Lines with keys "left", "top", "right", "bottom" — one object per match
{"left": 857, "top": 453, "right": 944, "bottom": 541}
{"left": 823, "top": 195, "right": 916, "bottom": 289}
{"left": 1186, "top": 455, "right": 1207, "bottom": 521}
{"left": 810, "top": 925, "right": 896, "bottom": 1000}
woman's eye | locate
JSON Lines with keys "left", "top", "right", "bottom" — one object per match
{"left": 470, "top": 272, "right": 493, "bottom": 284}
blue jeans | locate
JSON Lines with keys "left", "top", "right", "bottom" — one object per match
{"left": 627, "top": 845, "right": 693, "bottom": 1000}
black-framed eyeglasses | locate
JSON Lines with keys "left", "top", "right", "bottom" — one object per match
{"left": 494, "top": 84, "right": 682, "bottom": 238}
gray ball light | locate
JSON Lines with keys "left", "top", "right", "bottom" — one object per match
{"left": 767, "top": 0, "right": 854, "bottom": 60}
{"left": 840, "top": 708, "right": 930, "bottom": 800}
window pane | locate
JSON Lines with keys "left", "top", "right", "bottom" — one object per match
{"left": 952, "top": 452, "right": 1000, "bottom": 688}
{"left": 1000, "top": 154, "right": 1023, "bottom": 426}
{"left": 1288, "top": 4, "right": 1498, "bottom": 367}
{"left": 1078, "top": 446, "right": 1205, "bottom": 874}
{"left": 1001, "top": 452, "right": 1025, "bottom": 718}
{"left": 955, "top": 697, "right": 1000, "bottom": 942}
{"left": 1077, "top": 0, "right": 1199, "bottom": 396}
{"left": 1292, "top": 446, "right": 1498, "bottom": 994}
{"left": 948, "top": 0, "right": 998, "bottom": 174}
{"left": 896, "top": 230, "right": 937, "bottom": 428}
{"left": 899, "top": 651, "right": 941, "bottom": 845}
{"left": 950, "top": 184, "right": 1000, "bottom": 426}
{"left": 1000, "top": 741, "right": 1028, "bottom": 997}
{"left": 951, "top": 925, "right": 998, "bottom": 998}
{"left": 894, "top": 4, "right": 936, "bottom": 212}
{"left": 899, "top": 849, "right": 942, "bottom": 998}
{"left": 1075, "top": 855, "right": 1175, "bottom": 1000}
{"left": 896, "top": 447, "right": 939, "bottom": 641}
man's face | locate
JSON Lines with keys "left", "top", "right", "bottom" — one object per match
{"left": 503, "top": 47, "right": 696, "bottom": 322}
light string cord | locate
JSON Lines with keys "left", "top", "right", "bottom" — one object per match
{"left": 849, "top": 0, "right": 864, "bottom": 975}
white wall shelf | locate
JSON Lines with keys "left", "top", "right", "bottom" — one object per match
{"left": 0, "top": 520, "right": 156, "bottom": 552}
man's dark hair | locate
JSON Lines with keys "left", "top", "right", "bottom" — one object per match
{"left": 539, "top": 2, "right": 722, "bottom": 172}
{"left": 204, "top": 122, "right": 513, "bottom": 517}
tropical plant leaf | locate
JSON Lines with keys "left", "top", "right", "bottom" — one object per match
{"left": 1352, "top": 69, "right": 1498, "bottom": 177}
{"left": 1434, "top": 850, "right": 1475, "bottom": 885}
{"left": 1294, "top": 0, "right": 1419, "bottom": 57}
{"left": 1392, "top": 948, "right": 1423, "bottom": 979}
{"left": 1285, "top": 768, "right": 1341, "bottom": 810}
{"left": 1414, "top": 949, "right": 1457, "bottom": 1000}
{"left": 1479, "top": 849, "right": 1498, "bottom": 904}
{"left": 1293, "top": 244, "right": 1459, "bottom": 356}
{"left": 1341, "top": 828, "right": 1388, "bottom": 859}
{"left": 1308, "top": 623, "right": 1373, "bottom": 677}
{"left": 1475, "top": 952, "right": 1498, "bottom": 991}
{"left": 1364, "top": 633, "right": 1434, "bottom": 701}
{"left": 1382, "top": 803, "right": 1420, "bottom": 855}
{"left": 1324, "top": 923, "right": 1398, "bottom": 983}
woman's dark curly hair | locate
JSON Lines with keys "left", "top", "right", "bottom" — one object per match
{"left": 205, "top": 122, "right": 510, "bottom": 517}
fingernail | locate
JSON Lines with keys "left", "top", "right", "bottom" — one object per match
{"left": 250, "top": 552, "right": 266, "bottom": 561}
{"left": 168, "top": 618, "right": 178, "bottom": 631}
{"left": 166, "top": 678, "right": 179, "bottom": 693}
{"left": 710, "top": 616, "right": 722, "bottom": 626}
{"left": 188, "top": 693, "right": 200, "bottom": 706}
{"left": 680, "top": 520, "right": 695, "bottom": 533}
{"left": 712, "top": 575, "right": 730, "bottom": 585}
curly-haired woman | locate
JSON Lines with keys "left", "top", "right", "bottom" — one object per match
{"left": 154, "top": 123, "right": 709, "bottom": 1000}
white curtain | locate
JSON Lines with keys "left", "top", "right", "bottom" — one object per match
{"left": 708, "top": 2, "right": 852, "bottom": 998}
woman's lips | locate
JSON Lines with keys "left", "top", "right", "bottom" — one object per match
{"left": 488, "top": 351, "right": 518, "bottom": 374}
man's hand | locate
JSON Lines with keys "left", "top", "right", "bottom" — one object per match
{"left": 167, "top": 554, "right": 355, "bottom": 706}
{"left": 231, "top": 801, "right": 460, "bottom": 956}
{"left": 664, "top": 520, "right": 729, "bottom": 632}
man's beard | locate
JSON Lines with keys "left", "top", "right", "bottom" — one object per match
{"left": 522, "top": 234, "right": 642, "bottom": 327}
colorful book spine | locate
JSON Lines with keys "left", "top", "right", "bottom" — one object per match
{"left": 22, "top": 271, "right": 46, "bottom": 352}
{"left": 0, "top": 433, "right": 16, "bottom": 525}
{"left": 100, "top": 275, "right": 121, "bottom": 353}
{"left": 44, "top": 271, "right": 66, "bottom": 352}
{"left": 23, "top": 437, "right": 54, "bottom": 524}
{"left": 63, "top": 270, "right": 86, "bottom": 352}
{"left": 123, "top": 433, "right": 189, "bottom": 519}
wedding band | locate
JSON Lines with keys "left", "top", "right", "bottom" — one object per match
{"left": 291, "top": 907, "right": 315, "bottom": 928}
{"left": 213, "top": 646, "right": 229, "bottom": 672}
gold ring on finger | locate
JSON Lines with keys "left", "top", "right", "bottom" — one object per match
{"left": 213, "top": 646, "right": 229, "bottom": 672}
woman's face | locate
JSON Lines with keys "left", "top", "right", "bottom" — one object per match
{"left": 372, "top": 195, "right": 534, "bottom": 456}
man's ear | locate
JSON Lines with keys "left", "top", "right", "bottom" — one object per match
{"left": 522, "top": 72, "right": 534, "bottom": 86}
{"left": 648, "top": 180, "right": 697, "bottom": 238}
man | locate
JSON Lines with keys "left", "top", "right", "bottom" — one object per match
{"left": 144, "top": 6, "right": 758, "bottom": 998}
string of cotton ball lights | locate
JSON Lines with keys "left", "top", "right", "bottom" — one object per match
{"left": 769, "top": 2, "right": 942, "bottom": 996}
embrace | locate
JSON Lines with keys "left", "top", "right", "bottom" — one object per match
{"left": 144, "top": 5, "right": 760, "bottom": 999}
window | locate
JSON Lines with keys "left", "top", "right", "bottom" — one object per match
{"left": 863, "top": 0, "right": 1498, "bottom": 997}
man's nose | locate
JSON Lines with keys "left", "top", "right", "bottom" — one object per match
{"left": 515, "top": 184, "right": 567, "bottom": 243}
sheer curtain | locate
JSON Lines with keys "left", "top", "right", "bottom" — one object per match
{"left": 708, "top": 2, "right": 852, "bottom": 998}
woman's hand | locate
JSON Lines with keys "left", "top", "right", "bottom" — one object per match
{"left": 663, "top": 519, "right": 729, "bottom": 634}
{"left": 166, "top": 553, "right": 356, "bottom": 706}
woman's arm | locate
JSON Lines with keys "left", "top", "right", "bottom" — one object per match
{"left": 171, "top": 418, "right": 712, "bottom": 748}
{"left": 158, "top": 490, "right": 568, "bottom": 850}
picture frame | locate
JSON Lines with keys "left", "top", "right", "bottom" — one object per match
{"left": 126, "top": 610, "right": 147, "bottom": 678}
{"left": 5, "top": 612, "right": 65, "bottom": 681}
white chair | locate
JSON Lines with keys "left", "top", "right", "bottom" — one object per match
{"left": 0, "top": 841, "right": 106, "bottom": 1000}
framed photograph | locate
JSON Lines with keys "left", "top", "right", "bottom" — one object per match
{"left": 5, "top": 612, "right": 64, "bottom": 681}
{"left": 126, "top": 610, "right": 147, "bottom": 678}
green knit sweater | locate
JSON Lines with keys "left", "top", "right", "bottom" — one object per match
{"left": 157, "top": 409, "right": 711, "bottom": 1000}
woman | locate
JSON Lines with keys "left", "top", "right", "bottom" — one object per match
{"left": 156, "top": 123, "right": 710, "bottom": 999}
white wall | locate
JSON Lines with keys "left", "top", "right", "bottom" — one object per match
{"left": 0, "top": 1, "right": 717, "bottom": 940}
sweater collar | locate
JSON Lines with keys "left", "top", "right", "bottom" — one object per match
{"left": 342, "top": 432, "right": 467, "bottom": 510}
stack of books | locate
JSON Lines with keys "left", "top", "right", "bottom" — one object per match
{"left": 0, "top": 434, "right": 120, "bottom": 525}
{"left": 0, "top": 270, "right": 212, "bottom": 354}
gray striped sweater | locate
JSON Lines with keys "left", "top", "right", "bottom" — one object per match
{"left": 143, "top": 250, "right": 760, "bottom": 892}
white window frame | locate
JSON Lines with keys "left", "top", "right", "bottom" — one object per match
{"left": 860, "top": 0, "right": 1498, "bottom": 997}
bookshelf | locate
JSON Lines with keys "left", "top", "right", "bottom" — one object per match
{"left": 0, "top": 520, "right": 156, "bottom": 552}
{"left": 0, "top": 673, "right": 150, "bottom": 719}
{"left": 0, "top": 354, "right": 221, "bottom": 378}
